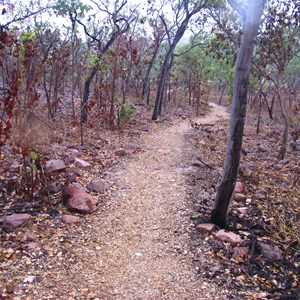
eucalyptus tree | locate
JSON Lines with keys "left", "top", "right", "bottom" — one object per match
{"left": 58, "top": 0, "right": 137, "bottom": 122}
{"left": 211, "top": 0, "right": 265, "bottom": 228}
{"left": 253, "top": 0, "right": 300, "bottom": 160}
{"left": 151, "top": 0, "right": 221, "bottom": 120}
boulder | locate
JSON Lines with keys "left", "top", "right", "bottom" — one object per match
{"left": 215, "top": 229, "right": 242, "bottom": 245}
{"left": 196, "top": 223, "right": 216, "bottom": 234}
{"left": 75, "top": 158, "right": 90, "bottom": 168}
{"left": 62, "top": 186, "right": 98, "bottom": 214}
{"left": 258, "top": 242, "right": 282, "bottom": 261}
{"left": 45, "top": 159, "right": 67, "bottom": 173}
{"left": 3, "top": 214, "right": 31, "bottom": 231}
{"left": 87, "top": 178, "right": 109, "bottom": 192}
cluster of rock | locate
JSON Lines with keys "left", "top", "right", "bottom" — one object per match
{"left": 195, "top": 181, "right": 283, "bottom": 262}
{"left": 1, "top": 143, "right": 140, "bottom": 234}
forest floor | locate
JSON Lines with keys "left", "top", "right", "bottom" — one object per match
{"left": 0, "top": 102, "right": 299, "bottom": 299}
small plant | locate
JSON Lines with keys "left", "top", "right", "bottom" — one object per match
{"left": 118, "top": 104, "right": 136, "bottom": 127}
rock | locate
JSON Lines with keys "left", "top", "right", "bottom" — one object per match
{"left": 62, "top": 214, "right": 80, "bottom": 224}
{"left": 253, "top": 191, "right": 266, "bottom": 200}
{"left": 23, "top": 231, "right": 36, "bottom": 242}
{"left": 291, "top": 139, "right": 300, "bottom": 151}
{"left": 196, "top": 223, "right": 216, "bottom": 234}
{"left": 116, "top": 181, "right": 128, "bottom": 190}
{"left": 65, "top": 167, "right": 83, "bottom": 176}
{"left": 69, "top": 182, "right": 88, "bottom": 192}
{"left": 239, "top": 163, "right": 253, "bottom": 178}
{"left": 234, "top": 181, "right": 244, "bottom": 193}
{"left": 234, "top": 193, "right": 247, "bottom": 202}
{"left": 45, "top": 159, "right": 67, "bottom": 173}
{"left": 75, "top": 158, "right": 91, "bottom": 168}
{"left": 258, "top": 145, "right": 268, "bottom": 152}
{"left": 62, "top": 186, "right": 98, "bottom": 214}
{"left": 87, "top": 178, "right": 109, "bottom": 192}
{"left": 67, "top": 149, "right": 81, "bottom": 157}
{"left": 115, "top": 149, "right": 127, "bottom": 157}
{"left": 23, "top": 242, "right": 39, "bottom": 250}
{"left": 235, "top": 207, "right": 250, "bottom": 215}
{"left": 215, "top": 229, "right": 242, "bottom": 245}
{"left": 258, "top": 242, "right": 283, "bottom": 261}
{"left": 9, "top": 161, "right": 20, "bottom": 173}
{"left": 232, "top": 247, "right": 249, "bottom": 261}
{"left": 279, "top": 159, "right": 290, "bottom": 165}
{"left": 140, "top": 125, "right": 149, "bottom": 132}
{"left": 209, "top": 265, "right": 222, "bottom": 273}
{"left": 60, "top": 141, "right": 74, "bottom": 148}
{"left": 115, "top": 146, "right": 137, "bottom": 157}
{"left": 49, "top": 182, "right": 61, "bottom": 194}
{"left": 3, "top": 214, "right": 31, "bottom": 231}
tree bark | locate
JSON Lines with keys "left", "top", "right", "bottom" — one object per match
{"left": 218, "top": 84, "right": 226, "bottom": 104}
{"left": 211, "top": 0, "right": 264, "bottom": 229}
{"left": 152, "top": 2, "right": 205, "bottom": 120}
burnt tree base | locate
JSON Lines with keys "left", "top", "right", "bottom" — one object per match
{"left": 210, "top": 209, "right": 227, "bottom": 229}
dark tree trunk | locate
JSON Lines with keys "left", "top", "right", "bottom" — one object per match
{"left": 142, "top": 48, "right": 158, "bottom": 102}
{"left": 81, "top": 68, "right": 97, "bottom": 122}
{"left": 211, "top": 0, "right": 264, "bottom": 229}
{"left": 218, "top": 84, "right": 226, "bottom": 105}
{"left": 277, "top": 91, "right": 289, "bottom": 160}
{"left": 152, "top": 51, "right": 171, "bottom": 120}
{"left": 152, "top": 2, "right": 204, "bottom": 120}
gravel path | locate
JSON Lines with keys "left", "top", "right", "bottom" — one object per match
{"left": 86, "top": 103, "right": 229, "bottom": 299}
{"left": 9, "top": 103, "right": 229, "bottom": 299}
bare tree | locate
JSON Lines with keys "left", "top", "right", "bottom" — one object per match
{"left": 70, "top": 0, "right": 136, "bottom": 122}
{"left": 151, "top": 0, "right": 211, "bottom": 120}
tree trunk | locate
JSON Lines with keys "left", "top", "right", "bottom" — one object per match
{"left": 142, "top": 48, "right": 158, "bottom": 102}
{"left": 81, "top": 68, "right": 97, "bottom": 122}
{"left": 218, "top": 84, "right": 226, "bottom": 105}
{"left": 277, "top": 91, "right": 289, "bottom": 160}
{"left": 211, "top": 0, "right": 264, "bottom": 229}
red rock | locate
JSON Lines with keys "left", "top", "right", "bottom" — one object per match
{"left": 87, "top": 178, "right": 109, "bottom": 192}
{"left": 62, "top": 215, "right": 80, "bottom": 224}
{"left": 215, "top": 229, "right": 242, "bottom": 245}
{"left": 234, "top": 193, "right": 247, "bottom": 202}
{"left": 196, "top": 223, "right": 216, "bottom": 234}
{"left": 234, "top": 181, "right": 244, "bottom": 193}
{"left": 75, "top": 158, "right": 90, "bottom": 168}
{"left": 258, "top": 242, "right": 282, "bottom": 261}
{"left": 3, "top": 214, "right": 31, "bottom": 231}
{"left": 45, "top": 159, "right": 67, "bottom": 173}
{"left": 232, "top": 247, "right": 249, "bottom": 260}
{"left": 62, "top": 186, "right": 98, "bottom": 214}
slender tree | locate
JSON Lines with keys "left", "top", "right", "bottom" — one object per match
{"left": 151, "top": 0, "right": 212, "bottom": 120}
{"left": 211, "top": 0, "right": 265, "bottom": 228}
